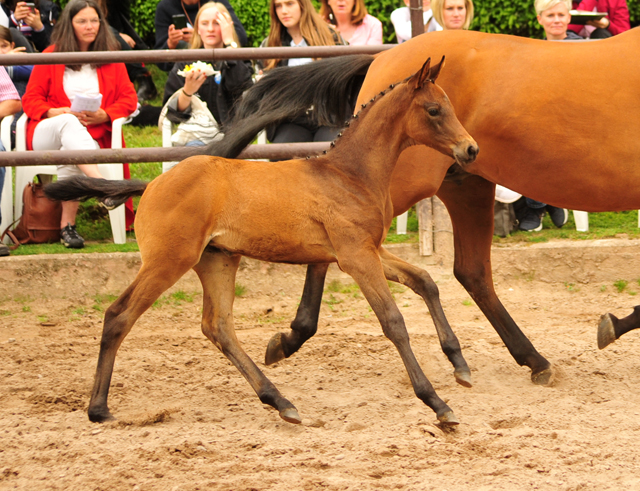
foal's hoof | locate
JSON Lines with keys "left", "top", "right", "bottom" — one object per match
{"left": 531, "top": 367, "right": 553, "bottom": 386}
{"left": 279, "top": 407, "right": 302, "bottom": 424}
{"left": 597, "top": 313, "right": 617, "bottom": 350}
{"left": 265, "top": 333, "right": 286, "bottom": 365}
{"left": 454, "top": 369, "right": 473, "bottom": 388}
{"left": 88, "top": 408, "right": 116, "bottom": 423}
{"left": 437, "top": 410, "right": 459, "bottom": 426}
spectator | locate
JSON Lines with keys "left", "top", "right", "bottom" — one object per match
{"left": 96, "top": 0, "right": 157, "bottom": 102}
{"left": 162, "top": 2, "right": 253, "bottom": 146}
{"left": 154, "top": 0, "right": 247, "bottom": 71}
{"left": 569, "top": 0, "right": 629, "bottom": 38}
{"left": 22, "top": 0, "right": 138, "bottom": 249}
{"left": 391, "top": 0, "right": 442, "bottom": 44}
{"left": 319, "top": 0, "right": 382, "bottom": 45}
{"left": 536, "top": 0, "right": 583, "bottom": 39}
{"left": 1, "top": 0, "right": 59, "bottom": 52}
{"left": 260, "top": 0, "right": 346, "bottom": 144}
{"left": 0, "top": 65, "right": 22, "bottom": 256}
{"left": 0, "top": 25, "right": 33, "bottom": 95}
{"left": 431, "top": 0, "right": 474, "bottom": 30}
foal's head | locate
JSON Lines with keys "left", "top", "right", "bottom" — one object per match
{"left": 403, "top": 57, "right": 478, "bottom": 167}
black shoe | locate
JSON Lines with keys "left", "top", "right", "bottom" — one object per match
{"left": 546, "top": 205, "right": 568, "bottom": 228}
{"left": 0, "top": 244, "right": 9, "bottom": 256}
{"left": 60, "top": 223, "right": 85, "bottom": 249}
{"left": 99, "top": 196, "right": 128, "bottom": 211}
{"left": 136, "top": 73, "right": 158, "bottom": 103}
{"left": 518, "top": 207, "right": 543, "bottom": 232}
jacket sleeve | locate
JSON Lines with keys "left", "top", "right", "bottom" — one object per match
{"left": 21, "top": 64, "right": 54, "bottom": 121}
{"left": 163, "top": 64, "right": 185, "bottom": 106}
{"left": 606, "top": 0, "right": 630, "bottom": 35}
{"left": 102, "top": 63, "right": 138, "bottom": 122}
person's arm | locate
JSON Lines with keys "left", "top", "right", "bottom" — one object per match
{"left": 153, "top": 3, "right": 173, "bottom": 50}
{"left": 21, "top": 64, "right": 56, "bottom": 121}
{"left": 0, "top": 99, "right": 21, "bottom": 119}
{"left": 0, "top": 68, "right": 21, "bottom": 118}
{"left": 101, "top": 64, "right": 138, "bottom": 123}
{"left": 391, "top": 8, "right": 411, "bottom": 43}
{"left": 605, "top": 0, "right": 630, "bottom": 35}
{"left": 216, "top": 0, "right": 248, "bottom": 46}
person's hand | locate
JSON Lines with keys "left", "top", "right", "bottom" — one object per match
{"left": 8, "top": 46, "right": 27, "bottom": 54}
{"left": 119, "top": 32, "right": 136, "bottom": 48}
{"left": 587, "top": 16, "right": 610, "bottom": 29}
{"left": 183, "top": 69, "right": 207, "bottom": 95}
{"left": 73, "top": 108, "right": 109, "bottom": 126}
{"left": 181, "top": 26, "right": 194, "bottom": 44}
{"left": 216, "top": 11, "right": 236, "bottom": 46}
{"left": 47, "top": 107, "right": 71, "bottom": 118}
{"left": 167, "top": 24, "right": 184, "bottom": 49}
{"left": 14, "top": 2, "right": 43, "bottom": 31}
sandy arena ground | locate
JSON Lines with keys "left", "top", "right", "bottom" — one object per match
{"left": 1, "top": 240, "right": 640, "bottom": 490}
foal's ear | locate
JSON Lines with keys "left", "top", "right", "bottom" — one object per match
{"left": 428, "top": 56, "right": 445, "bottom": 83}
{"left": 410, "top": 57, "right": 432, "bottom": 90}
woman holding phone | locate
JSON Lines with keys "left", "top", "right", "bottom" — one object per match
{"left": 1, "top": 0, "right": 58, "bottom": 51}
{"left": 22, "top": 0, "right": 138, "bottom": 248}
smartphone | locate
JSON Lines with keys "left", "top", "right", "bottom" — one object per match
{"left": 172, "top": 14, "right": 187, "bottom": 30}
{"left": 25, "top": 2, "right": 36, "bottom": 11}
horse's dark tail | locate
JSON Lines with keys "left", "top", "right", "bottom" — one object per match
{"left": 206, "top": 54, "right": 375, "bottom": 159}
{"left": 44, "top": 176, "right": 148, "bottom": 203}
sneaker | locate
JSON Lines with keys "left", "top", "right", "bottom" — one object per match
{"left": 0, "top": 244, "right": 9, "bottom": 257}
{"left": 518, "top": 207, "right": 543, "bottom": 232}
{"left": 60, "top": 223, "right": 85, "bottom": 249}
{"left": 546, "top": 205, "right": 568, "bottom": 228}
{"left": 99, "top": 196, "right": 128, "bottom": 211}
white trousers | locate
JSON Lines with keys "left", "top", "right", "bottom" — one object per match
{"left": 32, "top": 114, "right": 100, "bottom": 179}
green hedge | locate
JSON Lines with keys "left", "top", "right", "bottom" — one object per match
{"left": 60, "top": 0, "right": 640, "bottom": 47}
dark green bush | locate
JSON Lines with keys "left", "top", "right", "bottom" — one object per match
{"left": 58, "top": 0, "right": 640, "bottom": 47}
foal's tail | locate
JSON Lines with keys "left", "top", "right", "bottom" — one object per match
{"left": 206, "top": 54, "right": 375, "bottom": 159}
{"left": 44, "top": 176, "right": 148, "bottom": 203}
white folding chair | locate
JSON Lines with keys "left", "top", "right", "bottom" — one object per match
{"left": 0, "top": 114, "right": 14, "bottom": 242}
{"left": 13, "top": 113, "right": 129, "bottom": 244}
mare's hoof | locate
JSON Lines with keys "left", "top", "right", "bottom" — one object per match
{"left": 597, "top": 313, "right": 617, "bottom": 349}
{"left": 88, "top": 409, "right": 116, "bottom": 423}
{"left": 531, "top": 367, "right": 553, "bottom": 386}
{"left": 279, "top": 407, "right": 302, "bottom": 424}
{"left": 454, "top": 369, "right": 473, "bottom": 388}
{"left": 437, "top": 410, "right": 459, "bottom": 426}
{"left": 265, "top": 333, "right": 286, "bottom": 365}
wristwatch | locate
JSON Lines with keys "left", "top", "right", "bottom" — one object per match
{"left": 224, "top": 41, "right": 238, "bottom": 48}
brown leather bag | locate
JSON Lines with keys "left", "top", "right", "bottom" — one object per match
{"left": 1, "top": 181, "right": 62, "bottom": 247}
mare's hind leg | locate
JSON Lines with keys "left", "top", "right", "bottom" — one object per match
{"left": 379, "top": 247, "right": 472, "bottom": 387}
{"left": 338, "top": 247, "right": 457, "bottom": 425}
{"left": 598, "top": 307, "right": 640, "bottom": 349}
{"left": 194, "top": 250, "right": 301, "bottom": 424}
{"left": 437, "top": 176, "right": 552, "bottom": 385}
{"left": 265, "top": 263, "right": 329, "bottom": 365}
{"left": 89, "top": 260, "right": 196, "bottom": 422}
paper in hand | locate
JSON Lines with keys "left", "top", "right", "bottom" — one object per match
{"left": 70, "top": 93, "right": 103, "bottom": 112}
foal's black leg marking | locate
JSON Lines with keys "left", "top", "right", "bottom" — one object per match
{"left": 265, "top": 263, "right": 330, "bottom": 365}
{"left": 598, "top": 305, "right": 640, "bottom": 349}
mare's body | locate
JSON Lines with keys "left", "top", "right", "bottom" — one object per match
{"left": 219, "top": 28, "right": 640, "bottom": 384}
{"left": 45, "top": 60, "right": 478, "bottom": 424}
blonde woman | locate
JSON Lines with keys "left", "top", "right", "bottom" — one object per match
{"left": 163, "top": 2, "right": 253, "bottom": 139}
{"left": 319, "top": 0, "right": 382, "bottom": 45}
{"left": 431, "top": 0, "right": 474, "bottom": 30}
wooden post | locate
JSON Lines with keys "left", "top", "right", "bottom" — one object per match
{"left": 417, "top": 198, "right": 433, "bottom": 256}
{"left": 409, "top": 0, "right": 425, "bottom": 39}
{"left": 433, "top": 196, "right": 454, "bottom": 257}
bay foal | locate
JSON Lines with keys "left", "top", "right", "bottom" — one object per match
{"left": 45, "top": 58, "right": 478, "bottom": 425}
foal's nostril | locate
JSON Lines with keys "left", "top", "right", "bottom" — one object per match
{"left": 467, "top": 145, "right": 478, "bottom": 160}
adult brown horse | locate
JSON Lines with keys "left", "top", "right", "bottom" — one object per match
{"left": 212, "top": 28, "right": 640, "bottom": 387}
{"left": 44, "top": 59, "right": 478, "bottom": 425}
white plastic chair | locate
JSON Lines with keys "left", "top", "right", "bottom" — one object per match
{"left": 13, "top": 113, "right": 128, "bottom": 244}
{"left": 0, "top": 114, "right": 14, "bottom": 242}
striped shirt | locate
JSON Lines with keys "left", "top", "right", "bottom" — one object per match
{"left": 0, "top": 67, "right": 20, "bottom": 102}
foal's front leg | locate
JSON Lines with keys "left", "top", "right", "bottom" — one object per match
{"left": 338, "top": 247, "right": 458, "bottom": 425}
{"left": 193, "top": 250, "right": 301, "bottom": 424}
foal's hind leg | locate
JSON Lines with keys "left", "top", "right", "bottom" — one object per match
{"left": 437, "top": 176, "right": 553, "bottom": 385}
{"left": 338, "top": 247, "right": 457, "bottom": 425}
{"left": 598, "top": 306, "right": 640, "bottom": 349}
{"left": 89, "top": 261, "right": 194, "bottom": 422}
{"left": 265, "top": 263, "right": 330, "bottom": 365}
{"left": 194, "top": 250, "right": 301, "bottom": 424}
{"left": 379, "top": 247, "right": 472, "bottom": 387}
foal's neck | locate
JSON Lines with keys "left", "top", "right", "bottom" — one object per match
{"left": 324, "top": 84, "right": 415, "bottom": 192}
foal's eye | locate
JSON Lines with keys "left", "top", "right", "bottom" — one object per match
{"left": 427, "top": 107, "right": 440, "bottom": 117}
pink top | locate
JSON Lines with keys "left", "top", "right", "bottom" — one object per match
{"left": 0, "top": 68, "right": 19, "bottom": 102}
{"left": 348, "top": 14, "right": 383, "bottom": 45}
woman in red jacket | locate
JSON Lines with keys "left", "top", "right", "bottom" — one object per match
{"left": 569, "top": 0, "right": 630, "bottom": 38}
{"left": 22, "top": 0, "right": 137, "bottom": 249}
